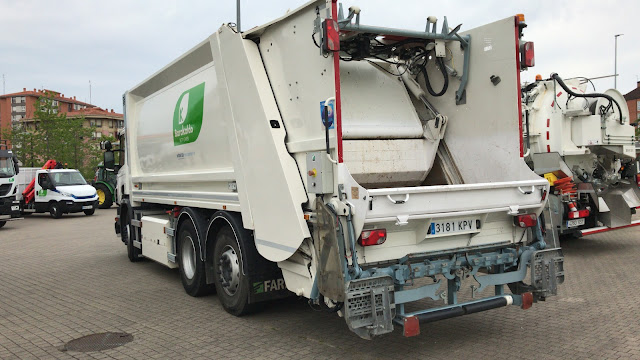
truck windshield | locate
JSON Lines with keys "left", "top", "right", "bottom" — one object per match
{"left": 0, "top": 157, "right": 16, "bottom": 178}
{"left": 51, "top": 171, "right": 87, "bottom": 186}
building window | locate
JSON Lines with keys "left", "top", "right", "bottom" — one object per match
{"left": 95, "top": 119, "right": 102, "bottom": 127}
{"left": 109, "top": 120, "right": 114, "bottom": 128}
{"left": 11, "top": 96, "right": 25, "bottom": 104}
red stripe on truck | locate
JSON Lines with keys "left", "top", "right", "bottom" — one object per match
{"left": 515, "top": 16, "right": 523, "bottom": 158}
{"left": 332, "top": 0, "right": 343, "bottom": 163}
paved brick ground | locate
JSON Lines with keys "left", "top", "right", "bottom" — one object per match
{"left": 1, "top": 209, "right": 639, "bottom": 359}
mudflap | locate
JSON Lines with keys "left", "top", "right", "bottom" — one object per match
{"left": 247, "top": 269, "right": 293, "bottom": 304}
{"left": 344, "top": 275, "right": 395, "bottom": 339}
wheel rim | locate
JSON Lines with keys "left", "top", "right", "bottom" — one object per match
{"left": 181, "top": 235, "right": 197, "bottom": 280}
{"left": 218, "top": 245, "right": 240, "bottom": 296}
{"left": 97, "top": 189, "right": 106, "bottom": 205}
{"left": 124, "top": 223, "right": 130, "bottom": 242}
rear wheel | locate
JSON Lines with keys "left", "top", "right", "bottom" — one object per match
{"left": 122, "top": 209, "right": 141, "bottom": 262}
{"left": 95, "top": 184, "right": 113, "bottom": 209}
{"left": 178, "top": 220, "right": 213, "bottom": 296}
{"left": 49, "top": 202, "right": 62, "bottom": 219}
{"left": 213, "top": 226, "right": 254, "bottom": 316}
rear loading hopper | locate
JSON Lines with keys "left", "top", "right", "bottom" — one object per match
{"left": 118, "top": 0, "right": 563, "bottom": 338}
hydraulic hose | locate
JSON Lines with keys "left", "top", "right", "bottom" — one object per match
{"left": 421, "top": 56, "right": 449, "bottom": 97}
{"left": 551, "top": 73, "right": 624, "bottom": 124}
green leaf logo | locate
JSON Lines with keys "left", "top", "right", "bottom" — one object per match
{"left": 253, "top": 282, "right": 264, "bottom": 294}
{"left": 173, "top": 82, "right": 205, "bottom": 146}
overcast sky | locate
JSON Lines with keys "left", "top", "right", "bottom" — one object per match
{"left": 1, "top": 0, "right": 639, "bottom": 112}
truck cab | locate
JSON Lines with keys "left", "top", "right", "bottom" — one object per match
{"left": 26, "top": 169, "right": 99, "bottom": 218}
{"left": 0, "top": 144, "right": 21, "bottom": 228}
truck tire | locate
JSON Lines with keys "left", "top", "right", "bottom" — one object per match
{"left": 122, "top": 210, "right": 141, "bottom": 262}
{"left": 213, "top": 225, "right": 255, "bottom": 316}
{"left": 49, "top": 202, "right": 63, "bottom": 219}
{"left": 95, "top": 183, "right": 113, "bottom": 209}
{"left": 178, "top": 220, "right": 213, "bottom": 296}
{"left": 84, "top": 208, "right": 95, "bottom": 216}
{"left": 0, "top": 221, "right": 5, "bottom": 228}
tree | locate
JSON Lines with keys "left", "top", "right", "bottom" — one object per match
{"left": 5, "top": 91, "right": 102, "bottom": 178}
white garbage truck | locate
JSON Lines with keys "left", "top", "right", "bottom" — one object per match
{"left": 114, "top": 1, "right": 564, "bottom": 338}
{"left": 522, "top": 75, "right": 640, "bottom": 242}
{"left": 0, "top": 141, "right": 22, "bottom": 228}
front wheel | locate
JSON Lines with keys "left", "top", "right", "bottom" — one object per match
{"left": 84, "top": 208, "right": 95, "bottom": 216}
{"left": 122, "top": 208, "right": 141, "bottom": 262}
{"left": 0, "top": 221, "right": 6, "bottom": 228}
{"left": 213, "top": 226, "right": 254, "bottom": 316}
{"left": 49, "top": 202, "right": 62, "bottom": 219}
{"left": 95, "top": 183, "right": 113, "bottom": 209}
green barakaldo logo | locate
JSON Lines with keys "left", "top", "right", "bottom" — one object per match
{"left": 173, "top": 82, "right": 205, "bottom": 146}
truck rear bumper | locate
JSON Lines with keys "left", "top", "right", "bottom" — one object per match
{"left": 341, "top": 245, "right": 564, "bottom": 338}
{"left": 579, "top": 219, "right": 640, "bottom": 237}
{"left": 395, "top": 294, "right": 519, "bottom": 337}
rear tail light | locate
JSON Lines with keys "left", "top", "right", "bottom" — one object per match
{"left": 358, "top": 229, "right": 387, "bottom": 246}
{"left": 636, "top": 174, "right": 640, "bottom": 187}
{"left": 514, "top": 214, "right": 537, "bottom": 228}
{"left": 520, "top": 41, "right": 535, "bottom": 68}
{"left": 322, "top": 19, "right": 340, "bottom": 52}
{"left": 568, "top": 209, "right": 590, "bottom": 219}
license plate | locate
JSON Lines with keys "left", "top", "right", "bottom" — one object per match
{"left": 82, "top": 205, "right": 93, "bottom": 210}
{"left": 11, "top": 206, "right": 19, "bottom": 211}
{"left": 428, "top": 219, "right": 479, "bottom": 235}
{"left": 567, "top": 218, "right": 585, "bottom": 228}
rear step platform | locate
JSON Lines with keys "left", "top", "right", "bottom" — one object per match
{"left": 579, "top": 220, "right": 640, "bottom": 237}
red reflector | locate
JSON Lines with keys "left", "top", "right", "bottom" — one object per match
{"left": 515, "top": 214, "right": 537, "bottom": 228}
{"left": 403, "top": 316, "right": 420, "bottom": 337}
{"left": 636, "top": 174, "right": 640, "bottom": 187}
{"left": 322, "top": 19, "right": 340, "bottom": 52}
{"left": 522, "top": 41, "right": 535, "bottom": 67}
{"left": 521, "top": 292, "right": 533, "bottom": 310}
{"left": 541, "top": 189, "right": 547, "bottom": 201}
{"left": 358, "top": 229, "right": 387, "bottom": 246}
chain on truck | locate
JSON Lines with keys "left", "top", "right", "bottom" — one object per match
{"left": 113, "top": 1, "right": 564, "bottom": 338}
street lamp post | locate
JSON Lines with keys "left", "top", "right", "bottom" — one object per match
{"left": 614, "top": 34, "right": 623, "bottom": 89}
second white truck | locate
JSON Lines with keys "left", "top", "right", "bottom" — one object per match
{"left": 114, "top": 1, "right": 564, "bottom": 338}
{"left": 19, "top": 161, "right": 99, "bottom": 218}
{"left": 522, "top": 74, "right": 640, "bottom": 242}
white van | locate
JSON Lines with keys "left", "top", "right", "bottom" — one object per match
{"left": 22, "top": 169, "right": 99, "bottom": 218}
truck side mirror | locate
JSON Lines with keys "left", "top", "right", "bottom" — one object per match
{"left": 104, "top": 151, "right": 115, "bottom": 170}
{"left": 13, "top": 156, "right": 19, "bottom": 174}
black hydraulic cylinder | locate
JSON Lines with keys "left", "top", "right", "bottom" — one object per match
{"left": 414, "top": 297, "right": 509, "bottom": 324}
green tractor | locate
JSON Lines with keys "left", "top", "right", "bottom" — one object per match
{"left": 93, "top": 140, "right": 121, "bottom": 209}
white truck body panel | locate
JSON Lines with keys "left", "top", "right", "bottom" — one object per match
{"left": 141, "top": 215, "right": 178, "bottom": 268}
{"left": 14, "top": 168, "right": 39, "bottom": 202}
